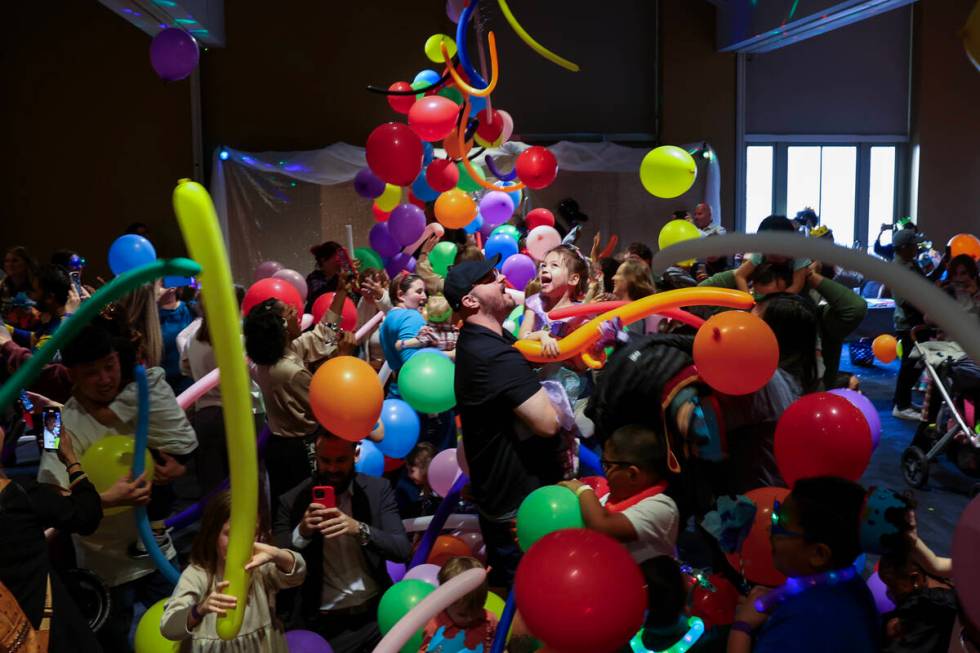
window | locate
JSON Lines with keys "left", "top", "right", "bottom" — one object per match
{"left": 745, "top": 146, "right": 774, "bottom": 233}
{"left": 741, "top": 139, "right": 901, "bottom": 248}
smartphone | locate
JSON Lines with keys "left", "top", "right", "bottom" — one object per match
{"left": 40, "top": 407, "right": 62, "bottom": 452}
{"left": 312, "top": 485, "right": 336, "bottom": 508}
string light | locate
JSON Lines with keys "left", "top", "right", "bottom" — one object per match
{"left": 630, "top": 617, "right": 705, "bottom": 653}
{"left": 219, "top": 150, "right": 230, "bottom": 161}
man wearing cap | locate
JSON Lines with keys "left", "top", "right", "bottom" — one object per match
{"left": 444, "top": 254, "right": 561, "bottom": 589}
{"left": 891, "top": 228, "right": 930, "bottom": 420}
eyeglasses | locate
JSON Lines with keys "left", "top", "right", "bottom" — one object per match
{"left": 600, "top": 458, "right": 638, "bottom": 473}
{"left": 770, "top": 499, "right": 806, "bottom": 539}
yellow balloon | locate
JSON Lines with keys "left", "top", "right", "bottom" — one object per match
{"left": 425, "top": 34, "right": 457, "bottom": 63}
{"left": 639, "top": 146, "right": 697, "bottom": 199}
{"left": 173, "top": 179, "right": 257, "bottom": 640}
{"left": 965, "top": 0, "right": 980, "bottom": 71}
{"left": 484, "top": 591, "right": 506, "bottom": 620}
{"left": 658, "top": 219, "right": 702, "bottom": 250}
{"left": 134, "top": 599, "right": 178, "bottom": 653}
{"left": 80, "top": 435, "right": 154, "bottom": 516}
{"left": 376, "top": 183, "right": 402, "bottom": 212}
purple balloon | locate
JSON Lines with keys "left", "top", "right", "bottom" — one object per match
{"left": 284, "top": 630, "right": 333, "bottom": 653}
{"left": 354, "top": 168, "right": 386, "bottom": 199}
{"left": 502, "top": 253, "right": 537, "bottom": 291}
{"left": 479, "top": 191, "right": 515, "bottom": 226}
{"left": 446, "top": 0, "right": 467, "bottom": 23}
{"left": 254, "top": 260, "right": 283, "bottom": 282}
{"left": 385, "top": 252, "right": 415, "bottom": 277}
{"left": 388, "top": 204, "right": 426, "bottom": 246}
{"left": 405, "top": 563, "right": 442, "bottom": 587}
{"left": 369, "top": 223, "right": 401, "bottom": 258}
{"left": 273, "top": 268, "right": 309, "bottom": 301}
{"left": 387, "top": 560, "right": 406, "bottom": 583}
{"left": 867, "top": 571, "right": 896, "bottom": 614}
{"left": 828, "top": 388, "right": 881, "bottom": 450}
{"left": 149, "top": 28, "right": 200, "bottom": 81}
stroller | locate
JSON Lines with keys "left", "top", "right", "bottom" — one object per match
{"left": 901, "top": 328, "right": 980, "bottom": 496}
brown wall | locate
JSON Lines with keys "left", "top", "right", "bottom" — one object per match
{"left": 0, "top": 2, "right": 193, "bottom": 278}
{"left": 909, "top": 0, "right": 980, "bottom": 244}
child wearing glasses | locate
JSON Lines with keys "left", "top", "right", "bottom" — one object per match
{"left": 559, "top": 424, "right": 679, "bottom": 563}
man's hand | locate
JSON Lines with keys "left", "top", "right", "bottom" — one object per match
{"left": 101, "top": 472, "right": 151, "bottom": 508}
{"left": 806, "top": 261, "right": 825, "bottom": 289}
{"left": 337, "top": 331, "right": 358, "bottom": 356}
{"left": 153, "top": 452, "right": 186, "bottom": 484}
{"left": 299, "top": 503, "right": 330, "bottom": 539}
{"left": 733, "top": 586, "right": 771, "bottom": 630}
{"left": 319, "top": 507, "right": 361, "bottom": 539}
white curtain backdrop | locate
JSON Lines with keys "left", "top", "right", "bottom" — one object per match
{"left": 209, "top": 140, "right": 721, "bottom": 283}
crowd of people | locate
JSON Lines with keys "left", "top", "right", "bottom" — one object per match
{"left": 0, "top": 203, "right": 977, "bottom": 653}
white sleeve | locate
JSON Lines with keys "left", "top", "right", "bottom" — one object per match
{"left": 292, "top": 524, "right": 312, "bottom": 550}
{"left": 620, "top": 496, "right": 680, "bottom": 553}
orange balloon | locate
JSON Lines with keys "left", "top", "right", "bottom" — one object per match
{"left": 949, "top": 233, "right": 980, "bottom": 261}
{"left": 442, "top": 127, "right": 472, "bottom": 160}
{"left": 725, "top": 487, "right": 789, "bottom": 587}
{"left": 309, "top": 356, "right": 383, "bottom": 441}
{"left": 872, "top": 334, "right": 898, "bottom": 364}
{"left": 426, "top": 534, "right": 472, "bottom": 566}
{"left": 434, "top": 189, "right": 477, "bottom": 229}
{"left": 693, "top": 311, "right": 779, "bottom": 395}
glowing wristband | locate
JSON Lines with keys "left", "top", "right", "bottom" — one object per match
{"left": 629, "top": 617, "right": 704, "bottom": 653}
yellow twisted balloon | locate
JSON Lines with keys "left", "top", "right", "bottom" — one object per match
{"left": 172, "top": 179, "right": 258, "bottom": 639}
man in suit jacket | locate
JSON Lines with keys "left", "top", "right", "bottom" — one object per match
{"left": 274, "top": 431, "right": 411, "bottom": 653}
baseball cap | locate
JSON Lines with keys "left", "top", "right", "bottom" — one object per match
{"left": 444, "top": 254, "right": 501, "bottom": 310}
{"left": 892, "top": 229, "right": 925, "bottom": 249}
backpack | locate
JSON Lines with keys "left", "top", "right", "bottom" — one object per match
{"left": 0, "top": 479, "right": 50, "bottom": 653}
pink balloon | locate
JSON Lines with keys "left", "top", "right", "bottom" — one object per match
{"left": 429, "top": 448, "right": 461, "bottom": 497}
{"left": 498, "top": 110, "right": 514, "bottom": 144}
{"left": 405, "top": 563, "right": 442, "bottom": 586}
{"left": 273, "top": 268, "right": 309, "bottom": 301}
{"left": 526, "top": 225, "right": 561, "bottom": 261}
{"left": 502, "top": 253, "right": 537, "bottom": 291}
{"left": 176, "top": 367, "right": 219, "bottom": 410}
{"left": 254, "top": 260, "right": 283, "bottom": 281}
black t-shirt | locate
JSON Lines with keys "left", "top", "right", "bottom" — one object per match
{"left": 454, "top": 322, "right": 562, "bottom": 520}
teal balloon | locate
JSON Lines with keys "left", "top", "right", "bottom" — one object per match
{"left": 399, "top": 351, "right": 456, "bottom": 414}
{"left": 377, "top": 579, "right": 436, "bottom": 653}
{"left": 355, "top": 247, "right": 384, "bottom": 271}
{"left": 491, "top": 224, "right": 521, "bottom": 243}
{"left": 428, "top": 241, "right": 458, "bottom": 277}
{"left": 516, "top": 485, "right": 584, "bottom": 551}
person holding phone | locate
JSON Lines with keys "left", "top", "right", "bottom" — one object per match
{"left": 274, "top": 431, "right": 411, "bottom": 653}
{"left": 0, "top": 423, "right": 106, "bottom": 652}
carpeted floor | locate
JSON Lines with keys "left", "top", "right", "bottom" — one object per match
{"left": 849, "top": 351, "right": 973, "bottom": 556}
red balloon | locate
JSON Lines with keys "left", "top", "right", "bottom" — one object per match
{"left": 476, "top": 108, "right": 504, "bottom": 143}
{"left": 383, "top": 455, "right": 406, "bottom": 473}
{"left": 690, "top": 573, "right": 740, "bottom": 629}
{"left": 725, "top": 487, "right": 789, "bottom": 587}
{"left": 515, "top": 146, "right": 558, "bottom": 190}
{"left": 242, "top": 277, "right": 303, "bottom": 318}
{"left": 387, "top": 81, "right": 416, "bottom": 115}
{"left": 372, "top": 204, "right": 391, "bottom": 222}
{"left": 515, "top": 529, "right": 646, "bottom": 653}
{"left": 311, "top": 292, "right": 357, "bottom": 331}
{"left": 774, "top": 392, "right": 872, "bottom": 486}
{"left": 408, "top": 96, "right": 460, "bottom": 142}
{"left": 407, "top": 192, "right": 426, "bottom": 209}
{"left": 526, "top": 208, "right": 555, "bottom": 230}
{"left": 425, "top": 158, "right": 460, "bottom": 192}
{"left": 366, "top": 122, "right": 424, "bottom": 187}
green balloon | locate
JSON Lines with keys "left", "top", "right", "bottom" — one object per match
{"left": 428, "top": 241, "right": 458, "bottom": 277}
{"left": 437, "top": 87, "right": 463, "bottom": 105}
{"left": 399, "top": 351, "right": 456, "bottom": 414}
{"left": 355, "top": 246, "right": 384, "bottom": 271}
{"left": 456, "top": 161, "right": 486, "bottom": 192}
{"left": 410, "top": 80, "right": 428, "bottom": 101}
{"left": 378, "top": 579, "right": 435, "bottom": 653}
{"left": 516, "top": 485, "right": 584, "bottom": 551}
{"left": 491, "top": 224, "right": 521, "bottom": 243}
{"left": 504, "top": 303, "right": 524, "bottom": 338}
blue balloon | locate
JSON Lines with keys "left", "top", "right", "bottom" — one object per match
{"left": 423, "top": 142, "right": 434, "bottom": 166}
{"left": 484, "top": 233, "right": 518, "bottom": 268}
{"left": 376, "top": 399, "right": 421, "bottom": 459}
{"left": 355, "top": 439, "right": 385, "bottom": 477}
{"left": 469, "top": 95, "right": 487, "bottom": 117}
{"left": 464, "top": 214, "right": 484, "bottom": 234}
{"left": 500, "top": 181, "right": 523, "bottom": 209}
{"left": 414, "top": 69, "right": 441, "bottom": 86}
{"left": 412, "top": 172, "right": 439, "bottom": 202}
{"left": 108, "top": 235, "right": 157, "bottom": 275}
{"left": 162, "top": 276, "right": 195, "bottom": 288}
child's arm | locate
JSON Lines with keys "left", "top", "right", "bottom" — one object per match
{"left": 160, "top": 568, "right": 233, "bottom": 640}
{"left": 523, "top": 329, "right": 560, "bottom": 358}
{"left": 518, "top": 307, "right": 537, "bottom": 339}
{"left": 394, "top": 337, "right": 425, "bottom": 351}
{"left": 557, "top": 480, "right": 638, "bottom": 542}
{"left": 245, "top": 541, "right": 308, "bottom": 590}
{"left": 733, "top": 259, "right": 755, "bottom": 294}
{"left": 787, "top": 265, "right": 808, "bottom": 294}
